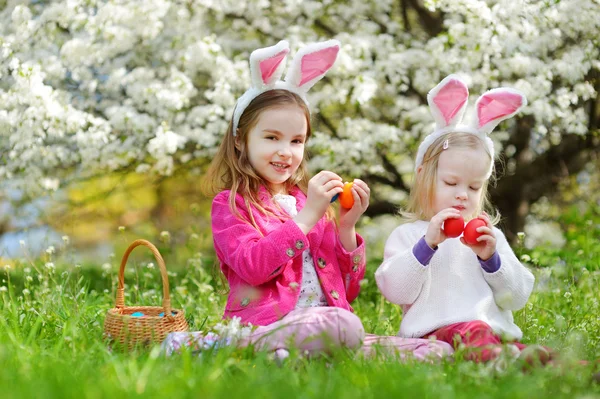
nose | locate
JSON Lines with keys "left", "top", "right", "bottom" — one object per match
{"left": 455, "top": 189, "right": 467, "bottom": 200}
{"left": 277, "top": 144, "right": 292, "bottom": 158}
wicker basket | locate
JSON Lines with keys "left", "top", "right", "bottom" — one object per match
{"left": 103, "top": 239, "right": 189, "bottom": 350}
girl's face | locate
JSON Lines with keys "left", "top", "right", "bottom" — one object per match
{"left": 431, "top": 146, "right": 490, "bottom": 218}
{"left": 242, "top": 104, "right": 308, "bottom": 195}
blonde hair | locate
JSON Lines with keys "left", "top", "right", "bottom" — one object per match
{"left": 402, "top": 132, "right": 500, "bottom": 224}
{"left": 203, "top": 89, "right": 335, "bottom": 231}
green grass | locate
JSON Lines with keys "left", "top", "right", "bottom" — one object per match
{"left": 1, "top": 214, "right": 599, "bottom": 398}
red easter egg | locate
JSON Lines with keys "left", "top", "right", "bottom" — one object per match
{"left": 464, "top": 218, "right": 487, "bottom": 245}
{"left": 443, "top": 216, "right": 465, "bottom": 238}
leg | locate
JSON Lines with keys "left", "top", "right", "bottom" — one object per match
{"left": 424, "top": 321, "right": 504, "bottom": 362}
{"left": 244, "top": 307, "right": 365, "bottom": 356}
{"left": 361, "top": 334, "right": 454, "bottom": 362}
{"left": 513, "top": 342, "right": 554, "bottom": 367}
{"left": 426, "top": 321, "right": 557, "bottom": 367}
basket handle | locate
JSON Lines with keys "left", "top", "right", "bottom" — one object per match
{"left": 115, "top": 239, "right": 174, "bottom": 320}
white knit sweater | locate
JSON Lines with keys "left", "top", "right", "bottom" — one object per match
{"left": 375, "top": 220, "right": 535, "bottom": 340}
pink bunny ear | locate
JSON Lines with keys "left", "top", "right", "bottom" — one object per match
{"left": 427, "top": 74, "right": 469, "bottom": 130}
{"left": 285, "top": 40, "right": 340, "bottom": 92}
{"left": 475, "top": 88, "right": 527, "bottom": 133}
{"left": 249, "top": 40, "right": 290, "bottom": 88}
{"left": 259, "top": 50, "right": 289, "bottom": 84}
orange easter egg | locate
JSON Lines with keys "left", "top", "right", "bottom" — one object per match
{"left": 338, "top": 182, "right": 355, "bottom": 209}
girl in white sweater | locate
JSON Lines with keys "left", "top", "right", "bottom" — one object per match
{"left": 375, "top": 75, "right": 550, "bottom": 364}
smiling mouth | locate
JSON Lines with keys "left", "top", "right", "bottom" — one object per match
{"left": 271, "top": 162, "right": 290, "bottom": 170}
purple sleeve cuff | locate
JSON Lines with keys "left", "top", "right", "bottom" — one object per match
{"left": 479, "top": 251, "right": 501, "bottom": 273}
{"left": 413, "top": 236, "right": 437, "bottom": 266}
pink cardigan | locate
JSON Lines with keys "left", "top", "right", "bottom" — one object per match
{"left": 211, "top": 186, "right": 366, "bottom": 326}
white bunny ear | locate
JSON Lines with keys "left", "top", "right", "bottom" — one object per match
{"left": 284, "top": 40, "right": 340, "bottom": 93}
{"left": 427, "top": 74, "right": 469, "bottom": 130}
{"left": 249, "top": 40, "right": 290, "bottom": 88}
{"left": 233, "top": 41, "right": 290, "bottom": 136}
{"left": 232, "top": 39, "right": 340, "bottom": 136}
{"left": 473, "top": 88, "right": 527, "bottom": 134}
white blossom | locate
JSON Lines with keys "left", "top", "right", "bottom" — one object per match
{"left": 0, "top": 0, "right": 596, "bottom": 202}
{"left": 211, "top": 316, "right": 254, "bottom": 344}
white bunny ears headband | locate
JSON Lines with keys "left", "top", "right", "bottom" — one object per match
{"left": 232, "top": 39, "right": 340, "bottom": 135}
{"left": 415, "top": 74, "right": 527, "bottom": 177}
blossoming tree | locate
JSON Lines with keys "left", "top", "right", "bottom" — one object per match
{"left": 1, "top": 0, "right": 598, "bottom": 240}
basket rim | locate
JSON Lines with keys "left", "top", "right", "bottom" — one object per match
{"left": 106, "top": 306, "right": 185, "bottom": 319}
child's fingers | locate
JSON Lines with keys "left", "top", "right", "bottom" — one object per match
{"left": 431, "top": 209, "right": 457, "bottom": 227}
{"left": 325, "top": 186, "right": 344, "bottom": 197}
{"left": 460, "top": 235, "right": 487, "bottom": 248}
{"left": 476, "top": 235, "right": 496, "bottom": 245}
{"left": 352, "top": 183, "right": 369, "bottom": 203}
{"left": 440, "top": 208, "right": 462, "bottom": 221}
{"left": 350, "top": 186, "right": 361, "bottom": 205}
{"left": 479, "top": 213, "right": 492, "bottom": 227}
{"left": 323, "top": 179, "right": 343, "bottom": 191}
{"left": 344, "top": 187, "right": 363, "bottom": 210}
{"left": 476, "top": 226, "right": 494, "bottom": 236}
{"left": 327, "top": 186, "right": 344, "bottom": 198}
{"left": 444, "top": 207, "right": 462, "bottom": 214}
{"left": 313, "top": 170, "right": 342, "bottom": 184}
{"left": 352, "top": 179, "right": 370, "bottom": 194}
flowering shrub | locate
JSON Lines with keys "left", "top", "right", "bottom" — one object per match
{"left": 0, "top": 0, "right": 597, "bottom": 205}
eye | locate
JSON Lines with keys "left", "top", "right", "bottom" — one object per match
{"left": 445, "top": 181, "right": 456, "bottom": 186}
{"left": 265, "top": 135, "right": 277, "bottom": 140}
{"left": 470, "top": 186, "right": 481, "bottom": 191}
{"left": 292, "top": 139, "right": 305, "bottom": 144}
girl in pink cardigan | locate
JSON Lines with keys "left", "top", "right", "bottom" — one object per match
{"left": 161, "top": 40, "right": 452, "bottom": 361}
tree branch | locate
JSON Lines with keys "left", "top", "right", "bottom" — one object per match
{"left": 400, "top": 0, "right": 411, "bottom": 32}
{"left": 379, "top": 149, "right": 409, "bottom": 192}
{"left": 313, "top": 17, "right": 337, "bottom": 37}
{"left": 317, "top": 112, "right": 339, "bottom": 138}
{"left": 404, "top": 0, "right": 444, "bottom": 37}
{"left": 368, "top": 14, "right": 389, "bottom": 34}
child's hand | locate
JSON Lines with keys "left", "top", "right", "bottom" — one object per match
{"left": 460, "top": 212, "right": 497, "bottom": 260}
{"left": 425, "top": 208, "right": 462, "bottom": 248}
{"left": 294, "top": 171, "right": 343, "bottom": 232}
{"left": 339, "top": 179, "right": 370, "bottom": 229}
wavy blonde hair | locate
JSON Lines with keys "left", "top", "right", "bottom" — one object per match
{"left": 402, "top": 132, "right": 500, "bottom": 225}
{"left": 203, "top": 89, "right": 335, "bottom": 232}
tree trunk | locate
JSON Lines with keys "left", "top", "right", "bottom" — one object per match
{"left": 491, "top": 133, "right": 599, "bottom": 242}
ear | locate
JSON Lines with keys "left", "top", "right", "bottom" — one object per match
{"left": 249, "top": 40, "right": 290, "bottom": 88}
{"left": 416, "top": 165, "right": 423, "bottom": 175}
{"left": 474, "top": 88, "right": 527, "bottom": 134}
{"left": 284, "top": 40, "right": 340, "bottom": 92}
{"left": 427, "top": 74, "right": 469, "bottom": 130}
{"left": 234, "top": 133, "right": 242, "bottom": 151}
